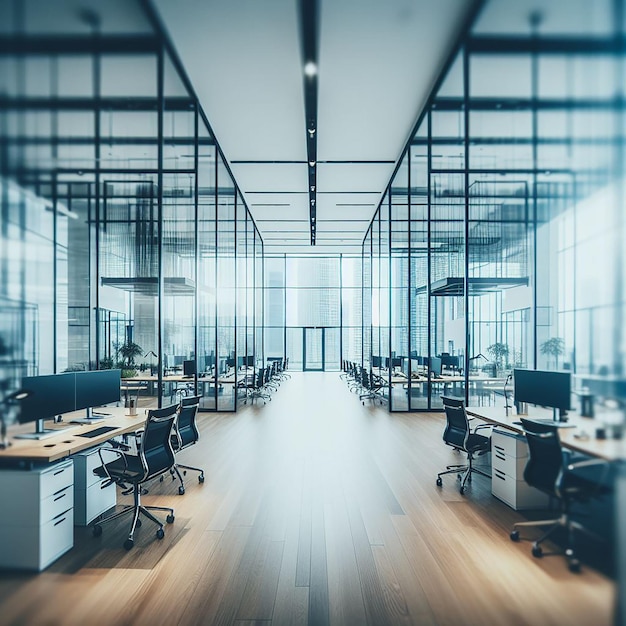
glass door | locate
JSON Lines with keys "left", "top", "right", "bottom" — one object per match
{"left": 303, "top": 327, "right": 324, "bottom": 371}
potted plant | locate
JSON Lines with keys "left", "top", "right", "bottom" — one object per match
{"left": 114, "top": 341, "right": 143, "bottom": 380}
{"left": 540, "top": 337, "right": 565, "bottom": 369}
{"left": 487, "top": 342, "right": 509, "bottom": 376}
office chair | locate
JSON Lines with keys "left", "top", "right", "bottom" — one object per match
{"left": 510, "top": 418, "right": 608, "bottom": 572}
{"left": 167, "top": 395, "right": 205, "bottom": 495}
{"left": 92, "top": 404, "right": 177, "bottom": 550}
{"left": 436, "top": 396, "right": 491, "bottom": 494}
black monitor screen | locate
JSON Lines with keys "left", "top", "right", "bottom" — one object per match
{"left": 203, "top": 354, "right": 216, "bottom": 370}
{"left": 372, "top": 356, "right": 381, "bottom": 368}
{"left": 430, "top": 357, "right": 442, "bottom": 377}
{"left": 183, "top": 360, "right": 196, "bottom": 376}
{"left": 514, "top": 369, "right": 571, "bottom": 411}
{"left": 19, "top": 373, "right": 76, "bottom": 423}
{"left": 76, "top": 369, "right": 121, "bottom": 410}
{"left": 246, "top": 355, "right": 254, "bottom": 367}
{"left": 226, "top": 357, "right": 235, "bottom": 369}
{"left": 391, "top": 357, "right": 403, "bottom": 368}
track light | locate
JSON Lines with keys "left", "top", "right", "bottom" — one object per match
{"left": 304, "top": 61, "right": 317, "bottom": 77}
{"left": 309, "top": 160, "right": 316, "bottom": 167}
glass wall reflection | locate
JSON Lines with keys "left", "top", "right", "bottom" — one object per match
{"left": 0, "top": 1, "right": 262, "bottom": 414}
{"left": 363, "top": 0, "right": 625, "bottom": 411}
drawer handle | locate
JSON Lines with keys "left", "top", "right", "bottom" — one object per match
{"left": 53, "top": 517, "right": 66, "bottom": 527}
{"left": 53, "top": 469, "right": 66, "bottom": 476}
{"left": 53, "top": 493, "right": 66, "bottom": 502}
{"left": 494, "top": 445, "right": 505, "bottom": 452}
{"left": 495, "top": 473, "right": 506, "bottom": 481}
{"left": 495, "top": 453, "right": 506, "bottom": 462}
{"left": 53, "top": 486, "right": 69, "bottom": 496}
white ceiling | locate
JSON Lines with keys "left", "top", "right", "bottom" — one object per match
{"left": 152, "top": 0, "right": 475, "bottom": 254}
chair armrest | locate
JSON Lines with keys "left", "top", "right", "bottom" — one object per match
{"left": 473, "top": 423, "right": 492, "bottom": 434}
{"left": 97, "top": 445, "right": 129, "bottom": 486}
{"left": 567, "top": 458, "right": 608, "bottom": 471}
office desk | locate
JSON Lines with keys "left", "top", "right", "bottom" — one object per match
{"left": 465, "top": 406, "right": 626, "bottom": 462}
{"left": 465, "top": 406, "right": 624, "bottom": 511}
{"left": 0, "top": 407, "right": 146, "bottom": 570}
{"left": 0, "top": 407, "right": 146, "bottom": 465}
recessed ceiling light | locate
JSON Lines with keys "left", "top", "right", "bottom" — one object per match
{"left": 304, "top": 61, "right": 317, "bottom": 77}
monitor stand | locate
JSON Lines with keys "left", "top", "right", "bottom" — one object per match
{"left": 14, "top": 418, "right": 72, "bottom": 440}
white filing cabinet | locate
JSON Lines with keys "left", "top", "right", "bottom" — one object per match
{"left": 0, "top": 459, "right": 74, "bottom": 570}
{"left": 491, "top": 427, "right": 550, "bottom": 510}
{"left": 73, "top": 446, "right": 117, "bottom": 526}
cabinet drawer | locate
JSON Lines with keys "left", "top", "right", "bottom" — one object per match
{"left": 492, "top": 428, "right": 528, "bottom": 459}
{"left": 40, "top": 485, "right": 74, "bottom": 524}
{"left": 0, "top": 508, "right": 73, "bottom": 571}
{"left": 492, "top": 449, "right": 528, "bottom": 478}
{"left": 74, "top": 480, "right": 116, "bottom": 526}
{"left": 40, "top": 461, "right": 74, "bottom": 499}
{"left": 492, "top": 468, "right": 549, "bottom": 510}
{"left": 40, "top": 509, "right": 74, "bottom": 570}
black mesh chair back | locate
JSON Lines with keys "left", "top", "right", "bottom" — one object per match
{"left": 441, "top": 396, "right": 470, "bottom": 450}
{"left": 255, "top": 368, "right": 264, "bottom": 389}
{"left": 176, "top": 395, "right": 200, "bottom": 450}
{"left": 520, "top": 418, "right": 563, "bottom": 496}
{"left": 141, "top": 404, "right": 178, "bottom": 482}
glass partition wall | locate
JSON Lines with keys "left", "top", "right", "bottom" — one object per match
{"left": 364, "top": 0, "right": 625, "bottom": 411}
{"left": 0, "top": 1, "right": 263, "bottom": 412}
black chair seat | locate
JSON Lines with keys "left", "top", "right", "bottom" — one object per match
{"left": 466, "top": 432, "right": 490, "bottom": 453}
{"left": 94, "top": 456, "right": 144, "bottom": 483}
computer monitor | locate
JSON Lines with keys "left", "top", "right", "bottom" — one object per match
{"left": 430, "top": 357, "right": 442, "bottom": 378}
{"left": 19, "top": 373, "right": 76, "bottom": 423}
{"left": 372, "top": 355, "right": 381, "bottom": 368}
{"left": 514, "top": 369, "right": 571, "bottom": 411}
{"left": 183, "top": 359, "right": 196, "bottom": 376}
{"left": 245, "top": 355, "right": 254, "bottom": 367}
{"left": 237, "top": 356, "right": 245, "bottom": 369}
{"left": 75, "top": 369, "right": 121, "bottom": 410}
{"left": 203, "top": 354, "right": 216, "bottom": 370}
{"left": 391, "top": 357, "right": 403, "bottom": 369}
{"left": 173, "top": 355, "right": 184, "bottom": 366}
{"left": 226, "top": 357, "right": 236, "bottom": 369}
{"left": 16, "top": 373, "right": 77, "bottom": 438}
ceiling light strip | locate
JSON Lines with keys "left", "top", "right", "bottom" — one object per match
{"left": 299, "top": 0, "right": 319, "bottom": 245}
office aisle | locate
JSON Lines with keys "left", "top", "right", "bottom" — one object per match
{"left": 0, "top": 373, "right": 614, "bottom": 625}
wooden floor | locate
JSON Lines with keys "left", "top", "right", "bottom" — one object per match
{"left": 0, "top": 372, "right": 615, "bottom": 625}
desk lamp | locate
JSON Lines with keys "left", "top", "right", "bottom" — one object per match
{"left": 144, "top": 351, "right": 158, "bottom": 376}
{"left": 0, "top": 388, "right": 32, "bottom": 449}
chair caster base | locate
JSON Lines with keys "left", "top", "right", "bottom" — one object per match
{"left": 124, "top": 538, "right": 134, "bottom": 550}
{"left": 531, "top": 543, "right": 543, "bottom": 558}
{"left": 156, "top": 528, "right": 165, "bottom": 540}
{"left": 436, "top": 477, "right": 442, "bottom": 487}
{"left": 166, "top": 514, "right": 175, "bottom": 524}
{"left": 510, "top": 530, "right": 519, "bottom": 542}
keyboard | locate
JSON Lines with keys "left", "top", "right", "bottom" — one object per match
{"left": 77, "top": 425, "right": 119, "bottom": 438}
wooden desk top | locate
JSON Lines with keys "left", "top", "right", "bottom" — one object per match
{"left": 466, "top": 405, "right": 626, "bottom": 462}
{"left": 0, "top": 407, "right": 146, "bottom": 464}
